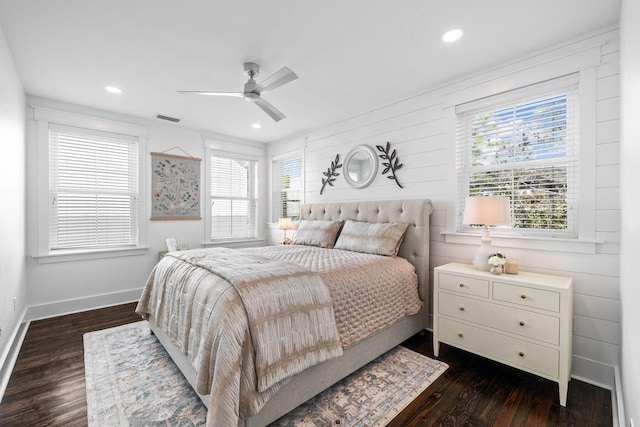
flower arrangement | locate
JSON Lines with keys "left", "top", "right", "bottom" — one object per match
{"left": 488, "top": 252, "right": 506, "bottom": 274}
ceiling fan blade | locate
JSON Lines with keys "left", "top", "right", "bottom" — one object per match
{"left": 177, "top": 91, "right": 244, "bottom": 97}
{"left": 255, "top": 97, "right": 286, "bottom": 122}
{"left": 255, "top": 67, "right": 298, "bottom": 94}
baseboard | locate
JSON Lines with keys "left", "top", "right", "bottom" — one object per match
{"left": 0, "top": 308, "right": 28, "bottom": 405}
{"left": 613, "top": 365, "right": 626, "bottom": 427}
{"left": 571, "top": 354, "right": 615, "bottom": 390}
{"left": 571, "top": 354, "right": 623, "bottom": 427}
{"left": 25, "top": 288, "right": 143, "bottom": 321}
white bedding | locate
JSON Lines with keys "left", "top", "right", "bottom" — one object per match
{"left": 136, "top": 244, "right": 421, "bottom": 425}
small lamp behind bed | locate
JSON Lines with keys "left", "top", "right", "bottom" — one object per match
{"left": 279, "top": 217, "right": 295, "bottom": 244}
{"left": 463, "top": 196, "right": 510, "bottom": 271}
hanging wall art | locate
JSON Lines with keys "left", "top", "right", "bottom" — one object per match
{"left": 320, "top": 154, "right": 342, "bottom": 195}
{"left": 151, "top": 150, "right": 201, "bottom": 220}
{"left": 376, "top": 141, "right": 404, "bottom": 188}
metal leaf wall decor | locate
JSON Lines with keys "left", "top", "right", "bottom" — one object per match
{"left": 376, "top": 141, "right": 404, "bottom": 188}
{"left": 320, "top": 154, "right": 342, "bottom": 195}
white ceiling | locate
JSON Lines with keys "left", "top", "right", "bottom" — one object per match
{"left": 0, "top": 0, "right": 621, "bottom": 143}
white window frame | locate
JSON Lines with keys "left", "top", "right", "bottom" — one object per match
{"left": 456, "top": 74, "right": 580, "bottom": 238}
{"left": 270, "top": 150, "right": 303, "bottom": 223}
{"left": 34, "top": 107, "right": 148, "bottom": 263}
{"left": 204, "top": 148, "right": 261, "bottom": 245}
{"left": 444, "top": 66, "right": 599, "bottom": 254}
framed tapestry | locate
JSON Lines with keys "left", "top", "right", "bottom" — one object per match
{"left": 151, "top": 151, "right": 201, "bottom": 220}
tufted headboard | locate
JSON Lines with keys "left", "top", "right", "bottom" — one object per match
{"left": 300, "top": 199, "right": 433, "bottom": 305}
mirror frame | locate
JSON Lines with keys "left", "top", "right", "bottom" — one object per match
{"left": 343, "top": 144, "right": 378, "bottom": 189}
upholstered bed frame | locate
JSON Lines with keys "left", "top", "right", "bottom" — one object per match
{"left": 148, "top": 198, "right": 432, "bottom": 426}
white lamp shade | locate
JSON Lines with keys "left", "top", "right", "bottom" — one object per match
{"left": 463, "top": 196, "right": 510, "bottom": 226}
{"left": 279, "top": 217, "right": 293, "bottom": 230}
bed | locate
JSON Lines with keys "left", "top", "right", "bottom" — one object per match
{"left": 135, "top": 199, "right": 432, "bottom": 426}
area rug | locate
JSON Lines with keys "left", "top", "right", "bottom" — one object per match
{"left": 84, "top": 321, "right": 448, "bottom": 426}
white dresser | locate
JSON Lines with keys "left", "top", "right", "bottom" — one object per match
{"left": 433, "top": 262, "right": 573, "bottom": 406}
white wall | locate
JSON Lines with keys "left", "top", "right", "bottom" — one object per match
{"left": 0, "top": 25, "right": 27, "bottom": 369}
{"left": 619, "top": 0, "right": 640, "bottom": 424}
{"left": 268, "top": 27, "right": 621, "bottom": 387}
{"left": 24, "top": 97, "right": 267, "bottom": 320}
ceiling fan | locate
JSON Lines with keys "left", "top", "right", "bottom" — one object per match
{"left": 178, "top": 62, "right": 298, "bottom": 122}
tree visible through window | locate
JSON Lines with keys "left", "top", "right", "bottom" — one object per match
{"left": 457, "top": 78, "right": 579, "bottom": 236}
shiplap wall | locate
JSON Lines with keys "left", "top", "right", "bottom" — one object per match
{"left": 268, "top": 27, "right": 621, "bottom": 387}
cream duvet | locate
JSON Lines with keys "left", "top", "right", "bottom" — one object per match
{"left": 135, "top": 245, "right": 421, "bottom": 425}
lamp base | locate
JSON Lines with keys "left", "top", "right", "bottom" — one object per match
{"left": 472, "top": 246, "right": 492, "bottom": 271}
{"left": 471, "top": 226, "right": 493, "bottom": 271}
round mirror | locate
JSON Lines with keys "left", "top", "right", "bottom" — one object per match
{"left": 343, "top": 145, "right": 378, "bottom": 189}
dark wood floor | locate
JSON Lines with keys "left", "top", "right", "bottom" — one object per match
{"left": 0, "top": 303, "right": 612, "bottom": 427}
{"left": 393, "top": 334, "right": 612, "bottom": 427}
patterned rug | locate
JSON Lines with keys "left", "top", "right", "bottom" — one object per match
{"left": 84, "top": 321, "right": 448, "bottom": 426}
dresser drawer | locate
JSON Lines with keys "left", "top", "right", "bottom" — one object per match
{"left": 493, "top": 281, "right": 560, "bottom": 312}
{"left": 438, "top": 317, "right": 560, "bottom": 379}
{"left": 438, "top": 292, "right": 560, "bottom": 345}
{"left": 438, "top": 272, "right": 489, "bottom": 298}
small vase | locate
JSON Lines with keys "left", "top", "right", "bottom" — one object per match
{"left": 490, "top": 265, "right": 503, "bottom": 275}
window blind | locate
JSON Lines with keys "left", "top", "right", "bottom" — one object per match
{"left": 210, "top": 155, "right": 258, "bottom": 240}
{"left": 456, "top": 76, "right": 579, "bottom": 237}
{"left": 272, "top": 155, "right": 302, "bottom": 221}
{"left": 49, "top": 124, "right": 139, "bottom": 250}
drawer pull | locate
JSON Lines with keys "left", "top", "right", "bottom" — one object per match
{"left": 518, "top": 351, "right": 525, "bottom": 357}
{"left": 520, "top": 294, "right": 527, "bottom": 299}
{"left": 519, "top": 320, "right": 525, "bottom": 326}
{"left": 458, "top": 282, "right": 464, "bottom": 288}
{"left": 458, "top": 332, "right": 464, "bottom": 338}
{"left": 459, "top": 306, "right": 465, "bottom": 311}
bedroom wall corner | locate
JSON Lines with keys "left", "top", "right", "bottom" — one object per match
{"left": 0, "top": 22, "right": 28, "bottom": 399}
{"left": 619, "top": 0, "right": 640, "bottom": 425}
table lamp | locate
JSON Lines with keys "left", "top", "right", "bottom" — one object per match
{"left": 463, "top": 196, "right": 510, "bottom": 270}
{"left": 279, "top": 217, "right": 295, "bottom": 244}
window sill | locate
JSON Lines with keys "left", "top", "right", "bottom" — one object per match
{"left": 202, "top": 239, "right": 265, "bottom": 249}
{"left": 33, "top": 246, "right": 149, "bottom": 264}
{"left": 442, "top": 232, "right": 603, "bottom": 254}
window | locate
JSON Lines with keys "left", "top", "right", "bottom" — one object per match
{"left": 48, "top": 124, "right": 140, "bottom": 250}
{"left": 272, "top": 153, "right": 302, "bottom": 221}
{"left": 456, "top": 75, "right": 579, "bottom": 237}
{"left": 34, "top": 108, "right": 147, "bottom": 261}
{"left": 209, "top": 153, "right": 259, "bottom": 241}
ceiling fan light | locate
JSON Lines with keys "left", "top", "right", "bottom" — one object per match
{"left": 251, "top": 123, "right": 262, "bottom": 129}
{"left": 244, "top": 92, "right": 259, "bottom": 103}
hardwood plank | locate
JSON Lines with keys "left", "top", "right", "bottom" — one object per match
{"left": 0, "top": 303, "right": 612, "bottom": 427}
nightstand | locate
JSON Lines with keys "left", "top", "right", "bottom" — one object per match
{"left": 433, "top": 262, "right": 573, "bottom": 406}
{"left": 158, "top": 250, "right": 182, "bottom": 261}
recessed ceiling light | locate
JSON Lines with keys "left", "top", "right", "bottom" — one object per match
{"left": 105, "top": 86, "right": 122, "bottom": 94}
{"left": 251, "top": 123, "right": 262, "bottom": 129}
{"left": 442, "top": 29, "right": 464, "bottom": 43}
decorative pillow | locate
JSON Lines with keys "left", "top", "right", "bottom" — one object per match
{"left": 292, "top": 220, "right": 344, "bottom": 248}
{"left": 334, "top": 220, "right": 409, "bottom": 256}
